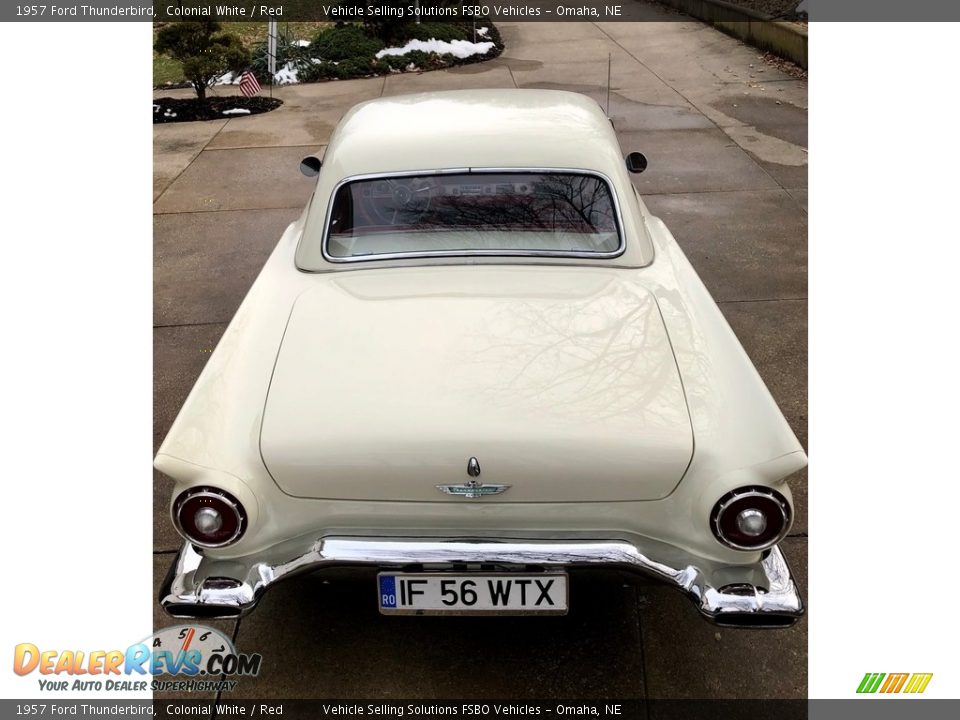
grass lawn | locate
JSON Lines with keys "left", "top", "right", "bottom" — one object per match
{"left": 153, "top": 21, "right": 330, "bottom": 87}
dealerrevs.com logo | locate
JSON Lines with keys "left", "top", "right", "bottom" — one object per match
{"left": 13, "top": 625, "right": 261, "bottom": 693}
{"left": 857, "top": 673, "right": 933, "bottom": 694}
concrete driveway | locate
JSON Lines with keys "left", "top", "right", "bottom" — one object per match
{"left": 154, "top": 15, "right": 807, "bottom": 704}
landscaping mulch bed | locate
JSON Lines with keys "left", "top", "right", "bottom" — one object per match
{"left": 723, "top": 0, "right": 804, "bottom": 19}
{"left": 153, "top": 96, "right": 282, "bottom": 124}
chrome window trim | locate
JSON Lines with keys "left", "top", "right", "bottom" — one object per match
{"left": 319, "top": 167, "right": 628, "bottom": 264}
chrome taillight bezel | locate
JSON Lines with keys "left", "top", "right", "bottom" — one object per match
{"left": 173, "top": 487, "right": 247, "bottom": 549}
{"left": 710, "top": 486, "right": 791, "bottom": 551}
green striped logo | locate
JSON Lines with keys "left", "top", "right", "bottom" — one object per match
{"left": 857, "top": 672, "right": 885, "bottom": 693}
{"left": 857, "top": 672, "right": 933, "bottom": 694}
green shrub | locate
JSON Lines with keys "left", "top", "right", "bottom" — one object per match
{"left": 401, "top": 49, "right": 433, "bottom": 67}
{"left": 154, "top": 21, "right": 250, "bottom": 102}
{"left": 378, "top": 50, "right": 458, "bottom": 72}
{"left": 297, "top": 60, "right": 339, "bottom": 82}
{"left": 335, "top": 56, "right": 377, "bottom": 77}
{"left": 333, "top": 2, "right": 469, "bottom": 44}
{"left": 299, "top": 56, "right": 378, "bottom": 82}
{"left": 377, "top": 53, "right": 412, "bottom": 71}
{"left": 311, "top": 24, "right": 384, "bottom": 61}
{"left": 402, "top": 23, "right": 470, "bottom": 43}
{"left": 332, "top": 1, "right": 411, "bottom": 44}
{"left": 425, "top": 52, "right": 459, "bottom": 70}
{"left": 249, "top": 32, "right": 313, "bottom": 82}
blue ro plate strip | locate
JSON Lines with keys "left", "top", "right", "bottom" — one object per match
{"left": 379, "top": 575, "right": 397, "bottom": 609}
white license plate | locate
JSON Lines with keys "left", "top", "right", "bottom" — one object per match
{"left": 377, "top": 573, "right": 568, "bottom": 615}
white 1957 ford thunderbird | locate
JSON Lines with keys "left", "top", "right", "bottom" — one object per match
{"left": 158, "top": 89, "right": 806, "bottom": 627}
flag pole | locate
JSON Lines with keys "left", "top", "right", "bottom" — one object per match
{"left": 267, "top": 19, "right": 277, "bottom": 99}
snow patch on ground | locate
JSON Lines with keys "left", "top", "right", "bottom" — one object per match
{"left": 273, "top": 61, "right": 300, "bottom": 85}
{"left": 274, "top": 59, "right": 326, "bottom": 84}
{"left": 215, "top": 71, "right": 240, "bottom": 85}
{"left": 215, "top": 59, "right": 322, "bottom": 87}
{"left": 213, "top": 36, "right": 494, "bottom": 87}
{"left": 376, "top": 38, "right": 495, "bottom": 60}
{"left": 222, "top": 108, "right": 252, "bottom": 115}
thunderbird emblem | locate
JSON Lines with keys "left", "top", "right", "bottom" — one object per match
{"left": 436, "top": 457, "right": 509, "bottom": 499}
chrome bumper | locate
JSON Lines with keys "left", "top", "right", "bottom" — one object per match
{"left": 160, "top": 537, "right": 803, "bottom": 628}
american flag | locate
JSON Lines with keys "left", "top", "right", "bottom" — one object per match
{"left": 238, "top": 70, "right": 261, "bottom": 98}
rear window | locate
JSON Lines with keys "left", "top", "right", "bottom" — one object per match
{"left": 324, "top": 171, "right": 623, "bottom": 261}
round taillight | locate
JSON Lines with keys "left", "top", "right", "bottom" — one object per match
{"left": 711, "top": 487, "right": 791, "bottom": 551}
{"left": 173, "top": 487, "right": 246, "bottom": 548}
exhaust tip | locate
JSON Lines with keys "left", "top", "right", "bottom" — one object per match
{"left": 163, "top": 603, "right": 243, "bottom": 620}
{"left": 712, "top": 613, "right": 798, "bottom": 628}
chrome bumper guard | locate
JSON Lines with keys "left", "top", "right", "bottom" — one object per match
{"left": 160, "top": 537, "right": 803, "bottom": 628}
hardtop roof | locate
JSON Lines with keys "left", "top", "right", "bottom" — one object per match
{"left": 321, "top": 89, "right": 627, "bottom": 179}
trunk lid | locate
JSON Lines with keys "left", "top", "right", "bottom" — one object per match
{"left": 260, "top": 267, "right": 692, "bottom": 502}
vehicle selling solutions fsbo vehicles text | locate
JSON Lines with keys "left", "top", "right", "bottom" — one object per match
{"left": 320, "top": 5, "right": 623, "bottom": 19}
